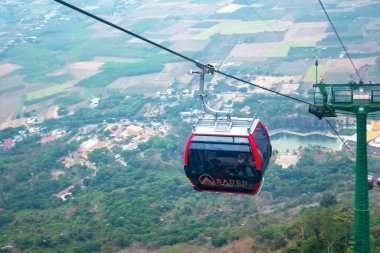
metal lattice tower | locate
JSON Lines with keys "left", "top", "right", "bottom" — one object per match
{"left": 310, "top": 82, "right": 380, "bottom": 253}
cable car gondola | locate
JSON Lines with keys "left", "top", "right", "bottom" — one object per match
{"left": 183, "top": 64, "right": 271, "bottom": 195}
{"left": 184, "top": 117, "right": 271, "bottom": 195}
{"left": 368, "top": 175, "right": 374, "bottom": 190}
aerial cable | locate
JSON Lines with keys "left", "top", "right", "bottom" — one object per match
{"left": 241, "top": 0, "right": 280, "bottom": 36}
{"left": 241, "top": 0, "right": 302, "bottom": 59}
{"left": 240, "top": 0, "right": 322, "bottom": 102}
{"left": 53, "top": 0, "right": 199, "bottom": 66}
{"left": 213, "top": 69, "right": 311, "bottom": 105}
{"left": 323, "top": 117, "right": 355, "bottom": 156}
{"left": 318, "top": 0, "right": 363, "bottom": 82}
{"left": 54, "top": 0, "right": 358, "bottom": 157}
{"left": 53, "top": 0, "right": 312, "bottom": 106}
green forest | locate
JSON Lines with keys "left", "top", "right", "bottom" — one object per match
{"left": 1, "top": 93, "right": 380, "bottom": 252}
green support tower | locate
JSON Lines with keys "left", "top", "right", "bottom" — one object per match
{"left": 310, "top": 80, "right": 380, "bottom": 253}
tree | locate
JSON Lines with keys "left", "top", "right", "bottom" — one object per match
{"left": 58, "top": 106, "right": 68, "bottom": 116}
{"left": 320, "top": 193, "right": 338, "bottom": 208}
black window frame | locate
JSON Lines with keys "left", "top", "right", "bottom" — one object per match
{"left": 253, "top": 124, "right": 271, "bottom": 171}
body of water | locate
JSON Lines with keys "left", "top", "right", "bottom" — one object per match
{"left": 270, "top": 132, "right": 341, "bottom": 152}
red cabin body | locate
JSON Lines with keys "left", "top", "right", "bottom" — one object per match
{"left": 184, "top": 118, "right": 271, "bottom": 195}
{"left": 368, "top": 175, "right": 374, "bottom": 190}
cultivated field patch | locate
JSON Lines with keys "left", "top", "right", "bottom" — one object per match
{"left": 216, "top": 4, "right": 245, "bottom": 13}
{"left": 137, "top": 2, "right": 211, "bottom": 19}
{"left": 108, "top": 61, "right": 192, "bottom": 93}
{"left": 169, "top": 30, "right": 199, "bottom": 42}
{"left": 322, "top": 57, "right": 377, "bottom": 83}
{"left": 348, "top": 41, "right": 380, "bottom": 53}
{"left": 89, "top": 20, "right": 127, "bottom": 38}
{"left": 366, "top": 19, "right": 380, "bottom": 31}
{"left": 0, "top": 63, "right": 21, "bottom": 77}
{"left": 267, "top": 43, "right": 291, "bottom": 57}
{"left": 337, "top": 0, "right": 377, "bottom": 8}
{"left": 253, "top": 76, "right": 300, "bottom": 93}
{"left": 170, "top": 40, "right": 208, "bottom": 52}
{"left": 0, "top": 74, "right": 26, "bottom": 91}
{"left": 108, "top": 74, "right": 166, "bottom": 90}
{"left": 63, "top": 61, "right": 104, "bottom": 86}
{"left": 93, "top": 57, "right": 144, "bottom": 63}
{"left": 25, "top": 84, "right": 70, "bottom": 104}
{"left": 275, "top": 61, "right": 310, "bottom": 76}
{"left": 192, "top": 20, "right": 289, "bottom": 41}
{"left": 324, "top": 72, "right": 353, "bottom": 83}
{"left": 324, "top": 57, "right": 377, "bottom": 73}
{"left": 54, "top": 93, "right": 83, "bottom": 107}
{"left": 284, "top": 22, "right": 329, "bottom": 46}
{"left": 228, "top": 43, "right": 279, "bottom": 58}
{"left": 157, "top": 20, "right": 199, "bottom": 36}
{"left": 46, "top": 69, "right": 68, "bottom": 77}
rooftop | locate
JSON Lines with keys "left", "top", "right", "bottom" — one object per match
{"left": 41, "top": 135, "right": 58, "bottom": 143}
{"left": 3, "top": 138, "right": 14, "bottom": 149}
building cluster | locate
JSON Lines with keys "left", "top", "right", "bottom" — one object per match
{"left": 346, "top": 121, "right": 380, "bottom": 154}
{"left": 61, "top": 121, "right": 166, "bottom": 169}
{"left": 156, "top": 88, "right": 193, "bottom": 100}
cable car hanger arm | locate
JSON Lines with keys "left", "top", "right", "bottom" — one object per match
{"left": 190, "top": 64, "right": 230, "bottom": 118}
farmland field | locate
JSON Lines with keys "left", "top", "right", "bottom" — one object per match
{"left": 0, "top": 84, "right": 25, "bottom": 95}
{"left": 0, "top": 63, "right": 20, "bottom": 76}
{"left": 107, "top": 62, "right": 193, "bottom": 91}
{"left": 170, "top": 40, "right": 208, "bottom": 52}
{"left": 267, "top": 43, "right": 291, "bottom": 57}
{"left": 275, "top": 61, "right": 310, "bottom": 76}
{"left": 0, "top": 0, "right": 379, "bottom": 124}
{"left": 109, "top": 74, "right": 169, "bottom": 96}
{"left": 192, "top": 20, "right": 289, "bottom": 40}
{"left": 324, "top": 57, "right": 377, "bottom": 73}
{"left": 25, "top": 84, "right": 70, "bottom": 104}
{"left": 284, "top": 22, "right": 329, "bottom": 46}
{"left": 366, "top": 20, "right": 380, "bottom": 31}
{"left": 54, "top": 93, "right": 83, "bottom": 107}
{"left": 228, "top": 43, "right": 279, "bottom": 58}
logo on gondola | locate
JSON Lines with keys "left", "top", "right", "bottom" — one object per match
{"left": 199, "top": 174, "right": 215, "bottom": 186}
{"left": 199, "top": 174, "right": 250, "bottom": 187}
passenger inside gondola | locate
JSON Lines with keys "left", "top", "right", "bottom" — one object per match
{"left": 188, "top": 148, "right": 262, "bottom": 182}
{"left": 199, "top": 150, "right": 220, "bottom": 173}
{"left": 230, "top": 153, "right": 262, "bottom": 180}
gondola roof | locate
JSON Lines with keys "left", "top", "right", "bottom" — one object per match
{"left": 193, "top": 117, "right": 259, "bottom": 136}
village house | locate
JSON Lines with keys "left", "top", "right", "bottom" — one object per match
{"left": 240, "top": 105, "right": 251, "bottom": 114}
{"left": 41, "top": 135, "right": 58, "bottom": 144}
{"left": 54, "top": 185, "right": 75, "bottom": 201}
{"left": 2, "top": 138, "right": 15, "bottom": 149}
{"left": 126, "top": 125, "right": 143, "bottom": 135}
{"left": 27, "top": 117, "right": 37, "bottom": 125}
{"left": 90, "top": 97, "right": 100, "bottom": 107}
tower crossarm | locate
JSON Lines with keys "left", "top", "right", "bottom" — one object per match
{"left": 310, "top": 83, "right": 380, "bottom": 118}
